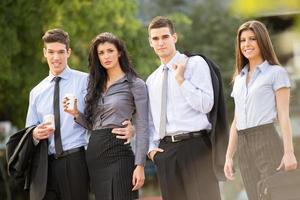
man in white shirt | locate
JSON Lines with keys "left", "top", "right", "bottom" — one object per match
{"left": 147, "top": 16, "right": 221, "bottom": 200}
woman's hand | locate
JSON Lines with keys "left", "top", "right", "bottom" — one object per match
{"left": 63, "top": 97, "right": 79, "bottom": 118}
{"left": 224, "top": 157, "right": 235, "bottom": 180}
{"left": 277, "top": 152, "right": 298, "bottom": 171}
{"left": 132, "top": 165, "right": 145, "bottom": 191}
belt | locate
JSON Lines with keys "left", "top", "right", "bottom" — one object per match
{"left": 49, "top": 146, "right": 84, "bottom": 160}
{"left": 162, "top": 130, "right": 207, "bottom": 143}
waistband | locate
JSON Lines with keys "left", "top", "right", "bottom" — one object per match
{"left": 237, "top": 123, "right": 275, "bottom": 135}
{"left": 89, "top": 128, "right": 114, "bottom": 134}
{"left": 49, "top": 146, "right": 84, "bottom": 160}
{"left": 162, "top": 130, "right": 207, "bottom": 143}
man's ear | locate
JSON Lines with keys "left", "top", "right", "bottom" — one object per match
{"left": 43, "top": 48, "right": 47, "bottom": 57}
{"left": 67, "top": 48, "right": 71, "bottom": 58}
{"left": 173, "top": 33, "right": 177, "bottom": 44}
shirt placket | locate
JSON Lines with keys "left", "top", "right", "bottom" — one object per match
{"left": 245, "top": 70, "right": 259, "bottom": 128}
{"left": 244, "top": 78, "right": 248, "bottom": 128}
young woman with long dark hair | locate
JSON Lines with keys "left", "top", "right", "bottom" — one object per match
{"left": 64, "top": 32, "right": 148, "bottom": 200}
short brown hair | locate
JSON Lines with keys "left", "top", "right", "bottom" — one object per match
{"left": 148, "top": 16, "right": 175, "bottom": 35}
{"left": 42, "top": 28, "right": 70, "bottom": 49}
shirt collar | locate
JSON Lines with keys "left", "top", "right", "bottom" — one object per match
{"left": 159, "top": 51, "right": 185, "bottom": 73}
{"left": 240, "top": 60, "right": 269, "bottom": 76}
{"left": 257, "top": 60, "right": 269, "bottom": 73}
{"left": 46, "top": 66, "right": 72, "bottom": 82}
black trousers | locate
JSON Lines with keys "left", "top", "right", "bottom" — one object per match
{"left": 43, "top": 149, "right": 89, "bottom": 200}
{"left": 237, "top": 123, "right": 283, "bottom": 200}
{"left": 86, "top": 129, "right": 138, "bottom": 200}
{"left": 154, "top": 134, "right": 221, "bottom": 200}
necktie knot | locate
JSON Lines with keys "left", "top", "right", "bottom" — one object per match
{"left": 163, "top": 65, "right": 168, "bottom": 71}
{"left": 53, "top": 76, "right": 61, "bottom": 83}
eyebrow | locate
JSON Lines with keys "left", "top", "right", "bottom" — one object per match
{"left": 151, "top": 34, "right": 170, "bottom": 39}
{"left": 47, "top": 49, "right": 66, "bottom": 52}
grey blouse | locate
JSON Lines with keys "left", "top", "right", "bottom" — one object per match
{"left": 76, "top": 75, "right": 149, "bottom": 165}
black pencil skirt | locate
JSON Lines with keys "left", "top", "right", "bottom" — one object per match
{"left": 86, "top": 128, "right": 138, "bottom": 200}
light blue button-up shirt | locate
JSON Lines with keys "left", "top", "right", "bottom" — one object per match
{"left": 231, "top": 61, "right": 290, "bottom": 130}
{"left": 147, "top": 51, "right": 214, "bottom": 152}
{"left": 26, "top": 66, "right": 88, "bottom": 154}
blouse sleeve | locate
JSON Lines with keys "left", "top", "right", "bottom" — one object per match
{"left": 131, "top": 78, "right": 149, "bottom": 166}
{"left": 75, "top": 112, "right": 92, "bottom": 130}
{"left": 272, "top": 67, "right": 291, "bottom": 91}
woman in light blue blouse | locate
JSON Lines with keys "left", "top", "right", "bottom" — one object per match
{"left": 224, "top": 20, "right": 297, "bottom": 200}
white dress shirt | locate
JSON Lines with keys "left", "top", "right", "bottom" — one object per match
{"left": 26, "top": 66, "right": 88, "bottom": 154}
{"left": 147, "top": 51, "right": 214, "bottom": 152}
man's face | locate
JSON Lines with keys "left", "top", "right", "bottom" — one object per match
{"left": 43, "top": 42, "right": 71, "bottom": 76}
{"left": 149, "top": 27, "right": 177, "bottom": 61}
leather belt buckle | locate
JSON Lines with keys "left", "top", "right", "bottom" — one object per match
{"left": 49, "top": 146, "right": 84, "bottom": 160}
{"left": 171, "top": 135, "right": 180, "bottom": 143}
{"left": 54, "top": 152, "right": 65, "bottom": 159}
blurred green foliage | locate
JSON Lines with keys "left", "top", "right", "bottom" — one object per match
{"left": 0, "top": 0, "right": 240, "bottom": 128}
{"left": 0, "top": 0, "right": 154, "bottom": 128}
{"left": 141, "top": 0, "right": 241, "bottom": 117}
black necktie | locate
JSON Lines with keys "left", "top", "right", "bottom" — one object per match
{"left": 53, "top": 76, "right": 63, "bottom": 155}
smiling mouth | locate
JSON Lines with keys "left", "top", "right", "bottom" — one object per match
{"left": 52, "top": 63, "right": 61, "bottom": 67}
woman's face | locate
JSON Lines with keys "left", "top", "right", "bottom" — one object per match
{"left": 97, "top": 42, "right": 121, "bottom": 70}
{"left": 240, "top": 30, "right": 262, "bottom": 62}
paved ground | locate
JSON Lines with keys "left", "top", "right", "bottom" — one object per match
{"left": 139, "top": 197, "right": 162, "bottom": 200}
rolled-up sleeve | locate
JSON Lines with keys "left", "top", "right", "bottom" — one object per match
{"left": 26, "top": 91, "right": 40, "bottom": 127}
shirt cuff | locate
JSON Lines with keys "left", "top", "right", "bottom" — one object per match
{"left": 33, "top": 137, "right": 40, "bottom": 146}
{"left": 148, "top": 140, "right": 160, "bottom": 154}
{"left": 74, "top": 112, "right": 84, "bottom": 124}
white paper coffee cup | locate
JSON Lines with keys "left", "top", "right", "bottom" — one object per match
{"left": 43, "top": 114, "right": 55, "bottom": 129}
{"left": 65, "top": 93, "right": 76, "bottom": 110}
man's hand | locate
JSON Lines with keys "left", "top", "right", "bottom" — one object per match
{"left": 148, "top": 148, "right": 164, "bottom": 161}
{"left": 172, "top": 57, "right": 188, "bottom": 86}
{"left": 32, "top": 122, "right": 54, "bottom": 140}
{"left": 112, "top": 120, "right": 134, "bottom": 144}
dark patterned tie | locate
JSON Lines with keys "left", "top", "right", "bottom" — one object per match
{"left": 53, "top": 76, "right": 63, "bottom": 155}
{"left": 159, "top": 66, "right": 168, "bottom": 139}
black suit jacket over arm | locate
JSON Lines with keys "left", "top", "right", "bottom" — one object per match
{"left": 6, "top": 126, "right": 49, "bottom": 200}
{"left": 187, "top": 54, "right": 229, "bottom": 181}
